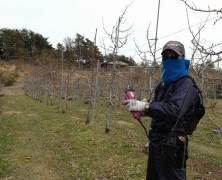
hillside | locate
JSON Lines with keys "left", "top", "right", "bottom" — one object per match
{"left": 0, "top": 61, "right": 28, "bottom": 96}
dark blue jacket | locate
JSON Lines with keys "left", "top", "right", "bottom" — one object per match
{"left": 145, "top": 76, "right": 198, "bottom": 135}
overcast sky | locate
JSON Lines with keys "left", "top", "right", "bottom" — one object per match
{"left": 1, "top": 0, "right": 221, "bottom": 63}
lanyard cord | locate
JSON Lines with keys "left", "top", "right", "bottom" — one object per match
{"left": 171, "top": 83, "right": 193, "bottom": 131}
{"left": 139, "top": 83, "right": 193, "bottom": 147}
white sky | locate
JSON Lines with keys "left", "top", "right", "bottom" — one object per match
{"left": 1, "top": 0, "right": 222, "bottom": 63}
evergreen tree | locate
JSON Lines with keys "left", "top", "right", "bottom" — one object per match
{"left": 0, "top": 28, "right": 53, "bottom": 61}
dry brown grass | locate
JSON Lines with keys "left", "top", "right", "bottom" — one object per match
{"left": 0, "top": 61, "right": 16, "bottom": 72}
{"left": 2, "top": 85, "right": 24, "bottom": 96}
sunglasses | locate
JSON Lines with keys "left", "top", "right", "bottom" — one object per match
{"left": 162, "top": 54, "right": 179, "bottom": 60}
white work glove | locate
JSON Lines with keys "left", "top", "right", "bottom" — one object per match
{"left": 124, "top": 99, "right": 149, "bottom": 112}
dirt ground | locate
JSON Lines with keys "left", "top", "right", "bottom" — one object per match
{"left": 2, "top": 82, "right": 24, "bottom": 96}
{"left": 0, "top": 61, "right": 26, "bottom": 96}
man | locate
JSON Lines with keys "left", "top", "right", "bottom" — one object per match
{"left": 124, "top": 41, "right": 198, "bottom": 179}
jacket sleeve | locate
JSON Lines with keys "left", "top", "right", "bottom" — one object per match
{"left": 146, "top": 78, "right": 197, "bottom": 121}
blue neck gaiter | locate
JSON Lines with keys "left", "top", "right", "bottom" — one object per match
{"left": 162, "top": 58, "right": 190, "bottom": 84}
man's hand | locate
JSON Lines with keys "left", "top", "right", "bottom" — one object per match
{"left": 123, "top": 99, "right": 149, "bottom": 112}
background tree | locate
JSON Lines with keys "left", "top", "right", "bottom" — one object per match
{"left": 0, "top": 28, "right": 53, "bottom": 61}
{"left": 102, "top": 4, "right": 133, "bottom": 133}
{"left": 73, "top": 33, "right": 103, "bottom": 69}
{"left": 63, "top": 37, "right": 76, "bottom": 61}
{"left": 180, "top": 0, "right": 222, "bottom": 136}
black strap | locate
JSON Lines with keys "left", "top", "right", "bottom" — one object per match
{"left": 172, "top": 75, "right": 204, "bottom": 106}
{"left": 171, "top": 75, "right": 192, "bottom": 93}
{"left": 149, "top": 76, "right": 194, "bottom": 146}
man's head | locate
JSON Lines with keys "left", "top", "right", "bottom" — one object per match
{"left": 161, "top": 41, "right": 185, "bottom": 59}
{"left": 161, "top": 41, "right": 190, "bottom": 84}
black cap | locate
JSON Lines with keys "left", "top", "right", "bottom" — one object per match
{"left": 161, "top": 41, "right": 185, "bottom": 57}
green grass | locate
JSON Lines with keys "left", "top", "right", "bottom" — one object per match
{"left": 0, "top": 116, "right": 14, "bottom": 178}
{"left": 0, "top": 96, "right": 148, "bottom": 179}
{"left": 0, "top": 95, "right": 222, "bottom": 179}
{"left": 187, "top": 100, "right": 222, "bottom": 179}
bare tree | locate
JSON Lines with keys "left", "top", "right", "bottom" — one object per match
{"left": 181, "top": 2, "right": 222, "bottom": 101}
{"left": 58, "top": 52, "right": 64, "bottom": 112}
{"left": 181, "top": 0, "right": 222, "bottom": 64}
{"left": 180, "top": 0, "right": 222, "bottom": 139}
{"left": 86, "top": 28, "right": 100, "bottom": 124}
{"left": 134, "top": 26, "right": 162, "bottom": 100}
{"left": 134, "top": 0, "right": 162, "bottom": 100}
{"left": 46, "top": 59, "right": 60, "bottom": 106}
{"left": 102, "top": 4, "right": 133, "bottom": 133}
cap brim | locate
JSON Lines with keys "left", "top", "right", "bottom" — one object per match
{"left": 161, "top": 48, "right": 182, "bottom": 56}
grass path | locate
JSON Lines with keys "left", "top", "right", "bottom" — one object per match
{"left": 1, "top": 96, "right": 64, "bottom": 179}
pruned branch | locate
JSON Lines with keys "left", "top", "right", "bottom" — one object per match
{"left": 185, "top": 7, "right": 222, "bottom": 73}
{"left": 180, "top": 0, "right": 222, "bottom": 14}
{"left": 206, "top": 114, "right": 222, "bottom": 133}
{"left": 102, "top": 4, "right": 133, "bottom": 133}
